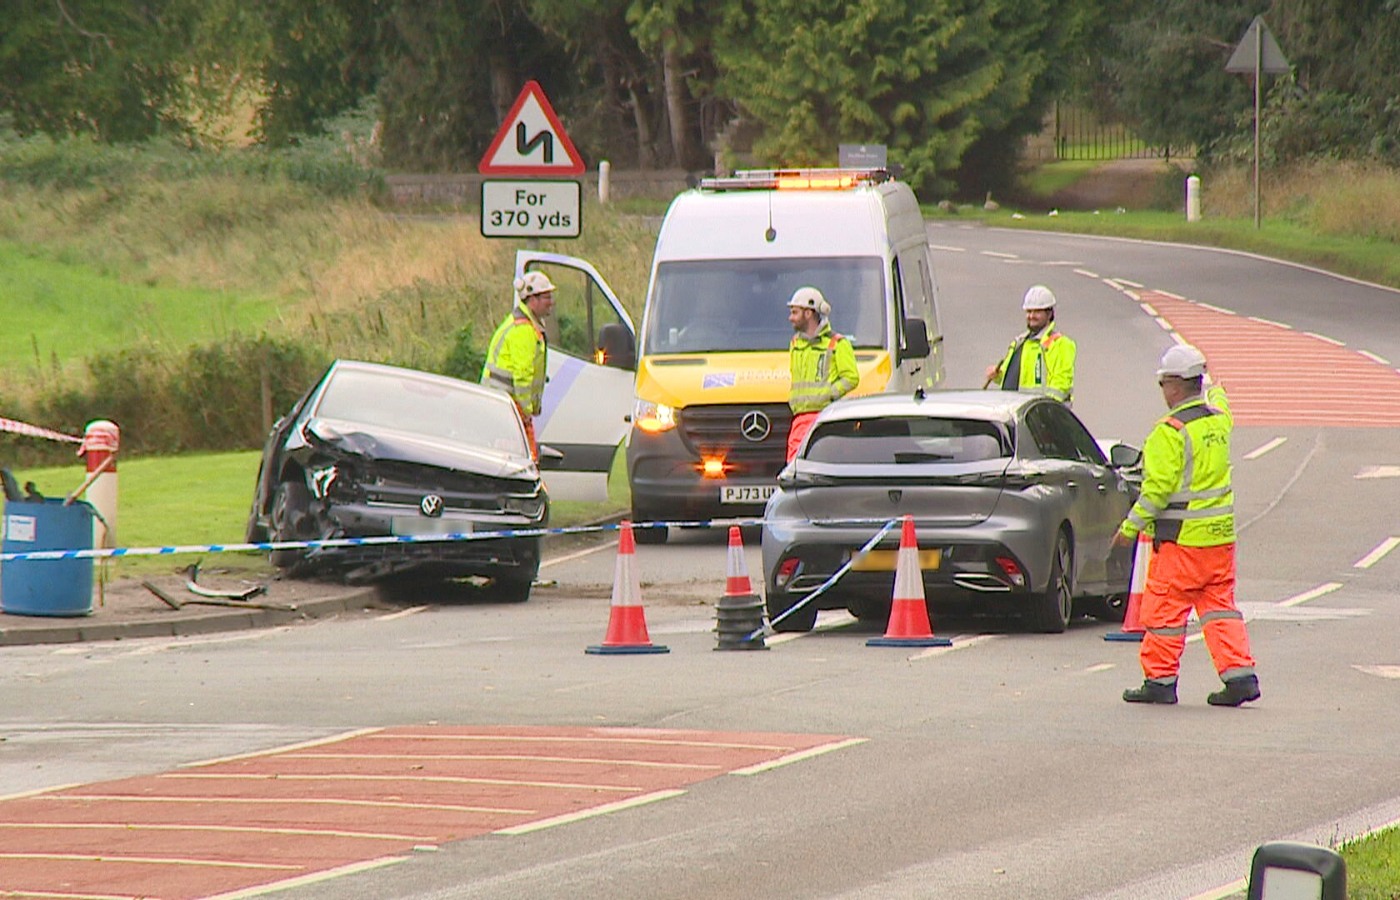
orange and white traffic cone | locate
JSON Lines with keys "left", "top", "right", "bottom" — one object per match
{"left": 868, "top": 515, "right": 951, "bottom": 647}
{"left": 715, "top": 525, "right": 767, "bottom": 651}
{"left": 586, "top": 521, "right": 670, "bottom": 655}
{"left": 1104, "top": 532, "right": 1151, "bottom": 643}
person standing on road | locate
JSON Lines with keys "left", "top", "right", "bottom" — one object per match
{"left": 482, "top": 271, "right": 555, "bottom": 460}
{"left": 984, "top": 285, "right": 1076, "bottom": 404}
{"left": 786, "top": 287, "right": 859, "bottom": 462}
{"left": 1115, "top": 344, "right": 1259, "bottom": 707}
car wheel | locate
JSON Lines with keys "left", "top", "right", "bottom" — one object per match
{"left": 1026, "top": 529, "right": 1073, "bottom": 634}
{"left": 766, "top": 587, "right": 817, "bottom": 633}
{"left": 493, "top": 572, "right": 533, "bottom": 603}
{"left": 632, "top": 516, "right": 669, "bottom": 545}
{"left": 269, "top": 479, "right": 313, "bottom": 571}
{"left": 1086, "top": 593, "right": 1128, "bottom": 623}
{"left": 848, "top": 597, "right": 889, "bottom": 624}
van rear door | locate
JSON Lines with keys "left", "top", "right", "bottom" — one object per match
{"left": 515, "top": 251, "right": 636, "bottom": 501}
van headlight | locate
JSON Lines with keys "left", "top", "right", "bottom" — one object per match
{"left": 633, "top": 399, "right": 677, "bottom": 434}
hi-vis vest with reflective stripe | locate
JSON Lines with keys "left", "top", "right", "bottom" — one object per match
{"left": 481, "top": 304, "right": 547, "bottom": 415}
{"left": 997, "top": 327, "right": 1076, "bottom": 403}
{"left": 1121, "top": 396, "right": 1234, "bottom": 547}
{"left": 789, "top": 322, "right": 859, "bottom": 414}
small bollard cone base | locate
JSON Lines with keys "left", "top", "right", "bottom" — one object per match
{"left": 715, "top": 525, "right": 767, "bottom": 651}
{"left": 587, "top": 521, "right": 669, "bottom": 655}
{"left": 1105, "top": 532, "right": 1151, "bottom": 643}
{"left": 868, "top": 516, "right": 952, "bottom": 647}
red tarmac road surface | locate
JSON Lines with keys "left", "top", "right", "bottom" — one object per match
{"left": 0, "top": 725, "right": 860, "bottom": 899}
{"left": 1140, "top": 290, "right": 1400, "bottom": 427}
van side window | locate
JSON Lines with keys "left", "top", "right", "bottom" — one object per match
{"left": 890, "top": 257, "right": 907, "bottom": 347}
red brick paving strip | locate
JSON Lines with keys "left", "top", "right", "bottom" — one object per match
{"left": 0, "top": 726, "right": 859, "bottom": 899}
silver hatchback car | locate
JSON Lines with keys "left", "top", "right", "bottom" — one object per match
{"left": 761, "top": 390, "right": 1141, "bottom": 633}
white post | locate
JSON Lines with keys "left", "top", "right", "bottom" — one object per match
{"left": 1186, "top": 175, "right": 1201, "bottom": 222}
{"left": 598, "top": 160, "right": 611, "bottom": 205}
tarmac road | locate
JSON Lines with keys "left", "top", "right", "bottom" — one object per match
{"left": 1, "top": 223, "right": 1397, "bottom": 899}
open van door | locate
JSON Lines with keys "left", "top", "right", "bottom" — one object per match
{"left": 515, "top": 250, "right": 636, "bottom": 502}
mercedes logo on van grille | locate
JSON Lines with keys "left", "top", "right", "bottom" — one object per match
{"left": 740, "top": 410, "right": 771, "bottom": 442}
{"left": 420, "top": 494, "right": 444, "bottom": 517}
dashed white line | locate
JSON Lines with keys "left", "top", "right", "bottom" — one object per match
{"left": 377, "top": 606, "right": 427, "bottom": 622}
{"left": 1359, "top": 350, "right": 1391, "bottom": 365}
{"left": 1303, "top": 331, "right": 1346, "bottom": 346}
{"left": 493, "top": 790, "right": 686, "bottom": 836}
{"left": 1248, "top": 316, "right": 1292, "bottom": 329}
{"left": 1277, "top": 582, "right": 1344, "bottom": 608}
{"left": 1354, "top": 537, "right": 1400, "bottom": 569}
{"left": 730, "top": 737, "right": 869, "bottom": 775}
{"left": 1139, "top": 303, "right": 1159, "bottom": 316}
{"left": 927, "top": 243, "right": 966, "bottom": 253}
{"left": 981, "top": 250, "right": 1019, "bottom": 259}
{"left": 541, "top": 539, "right": 617, "bottom": 569}
{"left": 1084, "top": 663, "right": 1115, "bottom": 673}
{"left": 1116, "top": 278, "right": 1144, "bottom": 288}
{"left": 1356, "top": 465, "right": 1400, "bottom": 479}
{"left": 1155, "top": 317, "right": 1173, "bottom": 331}
{"left": 910, "top": 634, "right": 1003, "bottom": 660}
{"left": 1073, "top": 268, "right": 1100, "bottom": 278}
{"left": 1154, "top": 290, "right": 1184, "bottom": 300}
{"left": 1242, "top": 437, "right": 1287, "bottom": 460}
{"left": 1353, "top": 665, "right": 1400, "bottom": 680}
{"left": 1195, "top": 302, "right": 1235, "bottom": 314}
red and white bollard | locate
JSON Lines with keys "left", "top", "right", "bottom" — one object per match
{"left": 78, "top": 420, "right": 120, "bottom": 548}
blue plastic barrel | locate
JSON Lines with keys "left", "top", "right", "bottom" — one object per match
{"left": 1, "top": 498, "right": 96, "bottom": 617}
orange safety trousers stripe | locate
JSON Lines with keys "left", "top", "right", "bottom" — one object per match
{"left": 787, "top": 411, "right": 819, "bottom": 462}
{"left": 1139, "top": 541, "right": 1255, "bottom": 680}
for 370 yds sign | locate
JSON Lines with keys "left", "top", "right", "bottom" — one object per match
{"left": 481, "top": 181, "right": 581, "bottom": 238}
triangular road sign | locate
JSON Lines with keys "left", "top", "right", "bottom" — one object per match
{"left": 479, "top": 81, "right": 585, "bottom": 176}
{"left": 1225, "top": 15, "right": 1290, "bottom": 75}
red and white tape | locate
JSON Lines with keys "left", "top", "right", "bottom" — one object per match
{"left": 0, "top": 416, "right": 83, "bottom": 444}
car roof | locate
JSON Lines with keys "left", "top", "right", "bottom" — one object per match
{"left": 328, "top": 359, "right": 508, "bottom": 403}
{"left": 818, "top": 389, "right": 1038, "bottom": 424}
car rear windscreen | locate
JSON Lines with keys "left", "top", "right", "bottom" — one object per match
{"left": 804, "top": 416, "right": 1010, "bottom": 465}
{"left": 644, "top": 257, "right": 885, "bottom": 353}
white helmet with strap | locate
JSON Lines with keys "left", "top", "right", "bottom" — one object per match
{"left": 1022, "top": 284, "right": 1057, "bottom": 310}
{"left": 788, "top": 286, "right": 831, "bottom": 318}
{"left": 514, "top": 271, "right": 556, "bottom": 302}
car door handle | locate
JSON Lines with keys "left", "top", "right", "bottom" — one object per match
{"left": 1065, "top": 480, "right": 1078, "bottom": 489}
{"left": 1096, "top": 483, "right": 1107, "bottom": 492}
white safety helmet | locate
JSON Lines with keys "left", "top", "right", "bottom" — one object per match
{"left": 1157, "top": 343, "right": 1208, "bottom": 379}
{"left": 514, "top": 271, "right": 556, "bottom": 302}
{"left": 1022, "top": 284, "right": 1057, "bottom": 310}
{"left": 788, "top": 286, "right": 831, "bottom": 317}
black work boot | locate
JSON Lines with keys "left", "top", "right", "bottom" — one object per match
{"left": 1207, "top": 674, "right": 1260, "bottom": 707}
{"left": 1123, "top": 680, "right": 1178, "bottom": 704}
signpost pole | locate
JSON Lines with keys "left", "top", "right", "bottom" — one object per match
{"left": 1253, "top": 21, "right": 1262, "bottom": 230}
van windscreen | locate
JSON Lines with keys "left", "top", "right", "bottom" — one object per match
{"left": 644, "top": 257, "right": 886, "bottom": 354}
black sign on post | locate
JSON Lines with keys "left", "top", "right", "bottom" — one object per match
{"left": 1225, "top": 16, "right": 1291, "bottom": 229}
{"left": 839, "top": 144, "right": 888, "bottom": 170}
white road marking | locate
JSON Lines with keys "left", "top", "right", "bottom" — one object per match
{"left": 1303, "top": 331, "right": 1346, "bottom": 346}
{"left": 1248, "top": 315, "right": 1292, "bottom": 329}
{"left": 1357, "top": 465, "right": 1400, "bottom": 479}
{"left": 376, "top": 605, "right": 427, "bottom": 621}
{"left": 730, "top": 737, "right": 869, "bottom": 775}
{"left": 1359, "top": 350, "right": 1391, "bottom": 365}
{"left": 1354, "top": 537, "right": 1400, "bottom": 569}
{"left": 1277, "top": 582, "right": 1344, "bottom": 608}
{"left": 1084, "top": 663, "right": 1115, "bottom": 673}
{"left": 541, "top": 539, "right": 617, "bottom": 568}
{"left": 493, "top": 790, "right": 686, "bottom": 835}
{"left": 1196, "top": 302, "right": 1235, "bottom": 314}
{"left": 981, "top": 250, "right": 1019, "bottom": 259}
{"left": 909, "top": 633, "right": 1003, "bottom": 660}
{"left": 766, "top": 610, "right": 857, "bottom": 644}
{"left": 1139, "top": 303, "right": 1158, "bottom": 316}
{"left": 1155, "top": 317, "right": 1173, "bottom": 331}
{"left": 203, "top": 855, "right": 409, "bottom": 899}
{"left": 180, "top": 728, "right": 383, "bottom": 768}
{"left": 1041, "top": 260, "right": 1084, "bottom": 266}
{"left": 1242, "top": 437, "right": 1287, "bottom": 460}
{"left": 1072, "top": 268, "right": 1099, "bottom": 278}
{"left": 1115, "top": 278, "right": 1144, "bottom": 288}
{"left": 1353, "top": 665, "right": 1400, "bottom": 679}
{"left": 1154, "top": 290, "right": 1184, "bottom": 299}
{"left": 1234, "top": 604, "right": 1370, "bottom": 621}
{"left": 927, "top": 243, "right": 966, "bottom": 253}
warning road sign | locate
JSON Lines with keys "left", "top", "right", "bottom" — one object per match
{"left": 479, "top": 81, "right": 585, "bottom": 176}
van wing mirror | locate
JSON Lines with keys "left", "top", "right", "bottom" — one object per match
{"left": 899, "top": 317, "right": 931, "bottom": 361}
{"left": 596, "top": 323, "right": 636, "bottom": 370}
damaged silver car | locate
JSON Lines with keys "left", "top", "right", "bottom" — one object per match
{"left": 245, "top": 360, "right": 554, "bottom": 597}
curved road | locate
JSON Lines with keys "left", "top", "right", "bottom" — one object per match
{"left": 1, "top": 224, "right": 1397, "bottom": 900}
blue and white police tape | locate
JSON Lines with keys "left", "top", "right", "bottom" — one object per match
{"left": 0, "top": 515, "right": 907, "bottom": 563}
{"left": 750, "top": 518, "right": 898, "bottom": 639}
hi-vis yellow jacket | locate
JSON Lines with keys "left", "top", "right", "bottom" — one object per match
{"left": 481, "top": 303, "right": 547, "bottom": 416}
{"left": 789, "top": 321, "right": 859, "bottom": 414}
{"left": 994, "top": 327, "right": 1076, "bottom": 403}
{"left": 1119, "top": 394, "right": 1234, "bottom": 547}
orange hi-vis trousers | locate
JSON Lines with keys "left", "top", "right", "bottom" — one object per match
{"left": 787, "top": 411, "right": 819, "bottom": 462}
{"left": 1139, "top": 541, "right": 1255, "bottom": 683}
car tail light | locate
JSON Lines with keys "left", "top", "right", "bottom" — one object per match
{"left": 775, "top": 557, "right": 801, "bottom": 588}
{"left": 994, "top": 556, "right": 1026, "bottom": 587}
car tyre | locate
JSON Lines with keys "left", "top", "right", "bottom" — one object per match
{"left": 269, "top": 479, "right": 313, "bottom": 572}
{"left": 1026, "top": 529, "right": 1073, "bottom": 634}
{"left": 848, "top": 597, "right": 889, "bottom": 624}
{"left": 766, "top": 588, "right": 817, "bottom": 633}
{"left": 1085, "top": 593, "right": 1128, "bottom": 623}
{"left": 493, "top": 572, "right": 533, "bottom": 603}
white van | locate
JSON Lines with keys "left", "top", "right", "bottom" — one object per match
{"left": 515, "top": 169, "right": 945, "bottom": 533}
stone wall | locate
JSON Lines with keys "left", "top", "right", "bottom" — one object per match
{"left": 385, "top": 169, "right": 694, "bottom": 206}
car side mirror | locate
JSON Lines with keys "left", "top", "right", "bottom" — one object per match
{"left": 596, "top": 323, "right": 636, "bottom": 371}
{"left": 537, "top": 444, "right": 565, "bottom": 470}
{"left": 899, "top": 317, "right": 931, "bottom": 361}
{"left": 1109, "top": 443, "right": 1142, "bottom": 468}
{"left": 776, "top": 463, "right": 796, "bottom": 488}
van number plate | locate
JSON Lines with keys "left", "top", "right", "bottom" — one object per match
{"left": 720, "top": 485, "right": 776, "bottom": 504}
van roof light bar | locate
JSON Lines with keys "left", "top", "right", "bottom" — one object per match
{"left": 698, "top": 167, "right": 893, "bottom": 192}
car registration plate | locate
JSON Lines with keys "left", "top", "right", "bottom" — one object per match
{"left": 849, "top": 548, "right": 941, "bottom": 572}
{"left": 720, "top": 485, "right": 776, "bottom": 504}
{"left": 392, "top": 517, "right": 471, "bottom": 537}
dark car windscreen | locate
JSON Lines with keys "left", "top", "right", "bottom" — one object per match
{"left": 315, "top": 369, "right": 529, "bottom": 457}
{"left": 643, "top": 257, "right": 886, "bottom": 354}
{"left": 804, "top": 416, "right": 1010, "bottom": 465}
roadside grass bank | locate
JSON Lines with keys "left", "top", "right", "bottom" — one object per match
{"left": 7, "top": 451, "right": 627, "bottom": 580}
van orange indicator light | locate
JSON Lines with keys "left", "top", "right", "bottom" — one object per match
{"left": 701, "top": 456, "right": 728, "bottom": 479}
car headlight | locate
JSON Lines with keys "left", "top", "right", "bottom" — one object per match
{"left": 633, "top": 398, "right": 677, "bottom": 434}
{"left": 503, "top": 496, "right": 545, "bottom": 518}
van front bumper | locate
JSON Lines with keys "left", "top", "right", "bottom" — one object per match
{"left": 627, "top": 421, "right": 786, "bottom": 520}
